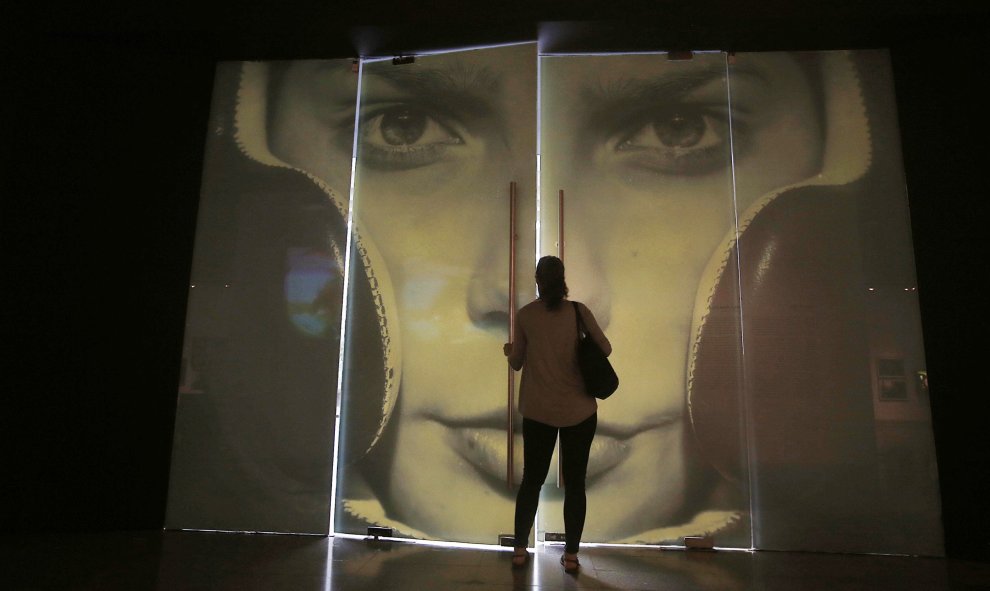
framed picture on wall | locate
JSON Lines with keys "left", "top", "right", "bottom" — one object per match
{"left": 878, "top": 358, "right": 908, "bottom": 401}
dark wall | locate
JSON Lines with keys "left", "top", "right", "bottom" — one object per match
{"left": 888, "top": 30, "right": 989, "bottom": 564}
{"left": 4, "top": 0, "right": 988, "bottom": 561}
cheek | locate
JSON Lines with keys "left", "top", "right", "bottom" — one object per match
{"left": 765, "top": 114, "right": 821, "bottom": 169}
{"left": 575, "top": 178, "right": 739, "bottom": 277}
{"left": 356, "top": 176, "right": 510, "bottom": 303}
{"left": 737, "top": 116, "right": 822, "bottom": 201}
{"left": 358, "top": 154, "right": 498, "bottom": 224}
{"left": 269, "top": 108, "right": 351, "bottom": 191}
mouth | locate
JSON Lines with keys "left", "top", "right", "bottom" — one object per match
{"left": 426, "top": 411, "right": 680, "bottom": 492}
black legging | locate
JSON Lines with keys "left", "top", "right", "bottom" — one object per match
{"left": 513, "top": 412, "right": 597, "bottom": 554}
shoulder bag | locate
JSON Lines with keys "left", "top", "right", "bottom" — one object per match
{"left": 572, "top": 301, "right": 618, "bottom": 399}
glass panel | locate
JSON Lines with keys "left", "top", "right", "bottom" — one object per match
{"left": 730, "top": 50, "right": 943, "bottom": 555}
{"left": 165, "top": 59, "right": 357, "bottom": 534}
{"left": 167, "top": 46, "right": 942, "bottom": 556}
{"left": 538, "top": 52, "right": 751, "bottom": 547}
{"left": 334, "top": 43, "right": 538, "bottom": 544}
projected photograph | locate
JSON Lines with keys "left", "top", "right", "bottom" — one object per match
{"left": 331, "top": 43, "right": 538, "bottom": 544}
{"left": 167, "top": 45, "right": 943, "bottom": 556}
{"left": 164, "top": 58, "right": 358, "bottom": 534}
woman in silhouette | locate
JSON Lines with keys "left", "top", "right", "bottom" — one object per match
{"left": 504, "top": 255, "right": 611, "bottom": 572}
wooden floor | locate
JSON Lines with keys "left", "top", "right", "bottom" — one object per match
{"left": 4, "top": 530, "right": 990, "bottom": 590}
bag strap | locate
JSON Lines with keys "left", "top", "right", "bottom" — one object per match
{"left": 572, "top": 301, "right": 587, "bottom": 337}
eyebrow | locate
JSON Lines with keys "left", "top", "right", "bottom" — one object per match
{"left": 582, "top": 63, "right": 766, "bottom": 112}
{"left": 362, "top": 64, "right": 503, "bottom": 123}
{"left": 368, "top": 63, "right": 502, "bottom": 96}
{"left": 362, "top": 62, "right": 507, "bottom": 141}
{"left": 568, "top": 63, "right": 769, "bottom": 144}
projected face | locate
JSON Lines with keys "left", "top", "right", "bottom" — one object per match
{"left": 538, "top": 52, "right": 822, "bottom": 542}
{"left": 268, "top": 48, "right": 823, "bottom": 543}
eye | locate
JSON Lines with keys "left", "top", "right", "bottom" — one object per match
{"left": 632, "top": 113, "right": 707, "bottom": 149}
{"left": 358, "top": 105, "right": 464, "bottom": 170}
{"left": 612, "top": 109, "right": 731, "bottom": 176}
{"left": 378, "top": 108, "right": 429, "bottom": 145}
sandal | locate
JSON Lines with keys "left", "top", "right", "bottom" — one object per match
{"left": 560, "top": 554, "right": 580, "bottom": 573}
{"left": 511, "top": 548, "right": 529, "bottom": 568}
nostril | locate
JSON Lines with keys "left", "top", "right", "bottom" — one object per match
{"left": 473, "top": 310, "right": 510, "bottom": 331}
{"left": 466, "top": 268, "right": 511, "bottom": 329}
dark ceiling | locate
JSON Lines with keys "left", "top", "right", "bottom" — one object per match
{"left": 11, "top": 0, "right": 989, "bottom": 59}
{"left": 4, "top": 0, "right": 989, "bottom": 562}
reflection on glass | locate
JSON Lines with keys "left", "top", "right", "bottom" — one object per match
{"left": 540, "top": 52, "right": 749, "bottom": 546}
{"left": 165, "top": 60, "right": 354, "bottom": 534}
{"left": 723, "top": 50, "right": 942, "bottom": 555}
{"left": 326, "top": 44, "right": 538, "bottom": 544}
{"left": 166, "top": 47, "right": 943, "bottom": 556}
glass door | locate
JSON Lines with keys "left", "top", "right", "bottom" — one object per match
{"left": 334, "top": 42, "right": 538, "bottom": 544}
{"left": 726, "top": 50, "right": 943, "bottom": 556}
{"left": 538, "top": 51, "right": 751, "bottom": 547}
{"left": 168, "top": 46, "right": 941, "bottom": 558}
{"left": 166, "top": 58, "right": 359, "bottom": 535}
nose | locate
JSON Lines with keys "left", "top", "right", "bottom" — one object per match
{"left": 467, "top": 224, "right": 612, "bottom": 332}
{"left": 467, "top": 246, "right": 512, "bottom": 331}
{"left": 467, "top": 184, "right": 537, "bottom": 332}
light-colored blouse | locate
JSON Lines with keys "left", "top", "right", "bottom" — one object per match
{"left": 507, "top": 299, "right": 612, "bottom": 427}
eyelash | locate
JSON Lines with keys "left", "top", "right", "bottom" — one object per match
{"left": 351, "top": 101, "right": 742, "bottom": 176}
{"left": 356, "top": 104, "right": 465, "bottom": 171}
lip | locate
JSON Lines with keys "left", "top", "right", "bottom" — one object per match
{"left": 427, "top": 411, "right": 680, "bottom": 489}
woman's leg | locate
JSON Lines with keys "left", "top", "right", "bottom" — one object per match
{"left": 559, "top": 412, "right": 597, "bottom": 555}
{"left": 513, "top": 418, "right": 558, "bottom": 548}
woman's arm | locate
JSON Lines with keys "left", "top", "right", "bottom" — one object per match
{"left": 579, "top": 302, "right": 612, "bottom": 356}
{"left": 505, "top": 315, "right": 527, "bottom": 370}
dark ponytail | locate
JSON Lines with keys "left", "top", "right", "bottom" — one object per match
{"left": 536, "top": 255, "right": 568, "bottom": 310}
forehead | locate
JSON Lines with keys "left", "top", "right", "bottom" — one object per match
{"left": 277, "top": 59, "right": 357, "bottom": 106}
{"left": 541, "top": 52, "right": 807, "bottom": 94}
{"left": 360, "top": 44, "right": 536, "bottom": 94}
{"left": 277, "top": 50, "right": 808, "bottom": 103}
